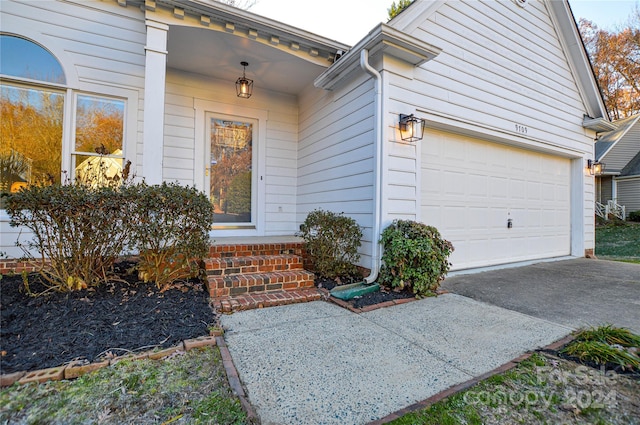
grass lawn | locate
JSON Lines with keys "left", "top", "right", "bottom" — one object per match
{"left": 0, "top": 346, "right": 249, "bottom": 425}
{"left": 595, "top": 221, "right": 640, "bottom": 262}
{"left": 388, "top": 351, "right": 640, "bottom": 425}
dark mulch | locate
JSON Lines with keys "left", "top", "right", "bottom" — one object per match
{"left": 315, "top": 276, "right": 414, "bottom": 309}
{"left": 0, "top": 262, "right": 215, "bottom": 375}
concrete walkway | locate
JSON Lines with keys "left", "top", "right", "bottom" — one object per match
{"left": 220, "top": 294, "right": 570, "bottom": 425}
{"left": 444, "top": 258, "right": 640, "bottom": 334}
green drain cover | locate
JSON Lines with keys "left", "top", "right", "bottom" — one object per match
{"left": 330, "top": 283, "right": 380, "bottom": 300}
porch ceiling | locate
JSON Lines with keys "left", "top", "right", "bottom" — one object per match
{"left": 167, "top": 25, "right": 330, "bottom": 95}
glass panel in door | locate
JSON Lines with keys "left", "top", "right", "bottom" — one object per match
{"left": 208, "top": 116, "right": 254, "bottom": 227}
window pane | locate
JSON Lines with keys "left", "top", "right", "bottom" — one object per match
{"left": 1, "top": 84, "right": 64, "bottom": 193}
{"left": 75, "top": 95, "right": 124, "bottom": 155}
{"left": 0, "top": 35, "right": 66, "bottom": 84}
{"left": 210, "top": 118, "right": 252, "bottom": 223}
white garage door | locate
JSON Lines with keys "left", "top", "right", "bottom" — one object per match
{"left": 421, "top": 129, "right": 571, "bottom": 270}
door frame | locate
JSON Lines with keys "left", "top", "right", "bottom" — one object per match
{"left": 194, "top": 99, "right": 267, "bottom": 236}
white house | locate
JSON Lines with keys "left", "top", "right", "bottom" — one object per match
{"left": 0, "top": 0, "right": 608, "bottom": 274}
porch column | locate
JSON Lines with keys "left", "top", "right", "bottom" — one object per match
{"left": 142, "top": 20, "right": 168, "bottom": 185}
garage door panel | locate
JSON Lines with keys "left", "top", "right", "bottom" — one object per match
{"left": 421, "top": 129, "right": 571, "bottom": 270}
{"left": 509, "top": 179, "right": 526, "bottom": 199}
{"left": 443, "top": 171, "right": 467, "bottom": 195}
{"left": 469, "top": 174, "right": 488, "bottom": 197}
{"left": 488, "top": 177, "right": 509, "bottom": 198}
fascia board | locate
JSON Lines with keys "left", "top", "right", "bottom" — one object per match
{"left": 314, "top": 23, "right": 442, "bottom": 90}
{"left": 153, "top": 0, "right": 351, "bottom": 52}
{"left": 583, "top": 116, "right": 617, "bottom": 132}
{"left": 546, "top": 0, "right": 609, "bottom": 120}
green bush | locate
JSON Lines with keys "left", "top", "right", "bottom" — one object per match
{"left": 628, "top": 210, "right": 640, "bottom": 222}
{"left": 560, "top": 325, "right": 640, "bottom": 371}
{"left": 6, "top": 183, "right": 136, "bottom": 291}
{"left": 299, "top": 209, "right": 362, "bottom": 279}
{"left": 6, "top": 176, "right": 214, "bottom": 292}
{"left": 379, "top": 220, "right": 454, "bottom": 297}
{"left": 128, "top": 182, "right": 214, "bottom": 290}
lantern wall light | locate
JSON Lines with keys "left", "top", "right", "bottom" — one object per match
{"left": 236, "top": 61, "right": 253, "bottom": 99}
{"left": 587, "top": 159, "right": 605, "bottom": 176}
{"left": 399, "top": 114, "right": 425, "bottom": 142}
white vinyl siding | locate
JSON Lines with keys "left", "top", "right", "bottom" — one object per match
{"left": 164, "top": 69, "right": 300, "bottom": 235}
{"left": 403, "top": 0, "right": 591, "bottom": 150}
{"left": 421, "top": 129, "right": 571, "bottom": 270}
{"left": 298, "top": 73, "right": 376, "bottom": 266}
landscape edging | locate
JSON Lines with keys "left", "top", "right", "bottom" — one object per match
{"left": 0, "top": 334, "right": 219, "bottom": 387}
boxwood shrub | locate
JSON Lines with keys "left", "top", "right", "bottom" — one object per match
{"left": 379, "top": 220, "right": 454, "bottom": 297}
{"left": 127, "top": 182, "right": 214, "bottom": 290}
{"left": 299, "top": 209, "right": 362, "bottom": 279}
{"left": 6, "top": 183, "right": 136, "bottom": 291}
{"left": 6, "top": 179, "right": 214, "bottom": 292}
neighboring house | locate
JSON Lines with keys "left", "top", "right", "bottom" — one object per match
{"left": 594, "top": 114, "right": 640, "bottom": 218}
{"left": 0, "top": 0, "right": 608, "bottom": 272}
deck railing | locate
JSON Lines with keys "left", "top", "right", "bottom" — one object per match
{"left": 596, "top": 200, "right": 626, "bottom": 220}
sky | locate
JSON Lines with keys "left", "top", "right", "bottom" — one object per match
{"left": 249, "top": 0, "right": 638, "bottom": 45}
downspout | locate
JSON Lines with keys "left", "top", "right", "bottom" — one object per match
{"left": 360, "top": 49, "right": 383, "bottom": 284}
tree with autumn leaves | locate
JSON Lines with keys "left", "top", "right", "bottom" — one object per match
{"left": 579, "top": 8, "right": 640, "bottom": 120}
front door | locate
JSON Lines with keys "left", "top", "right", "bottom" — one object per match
{"left": 205, "top": 113, "right": 258, "bottom": 229}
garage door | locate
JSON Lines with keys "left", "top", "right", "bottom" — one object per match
{"left": 421, "top": 129, "right": 571, "bottom": 270}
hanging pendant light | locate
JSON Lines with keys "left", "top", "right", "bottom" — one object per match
{"left": 235, "top": 61, "right": 253, "bottom": 99}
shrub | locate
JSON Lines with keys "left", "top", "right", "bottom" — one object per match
{"left": 298, "top": 209, "right": 362, "bottom": 279}
{"left": 628, "top": 210, "right": 640, "bottom": 222}
{"left": 6, "top": 182, "right": 135, "bottom": 291}
{"left": 6, "top": 169, "right": 214, "bottom": 292}
{"left": 378, "top": 220, "right": 454, "bottom": 297}
{"left": 560, "top": 325, "right": 640, "bottom": 371}
{"left": 128, "top": 182, "right": 214, "bottom": 290}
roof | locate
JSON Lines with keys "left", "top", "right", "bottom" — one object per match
{"left": 621, "top": 150, "right": 640, "bottom": 177}
{"left": 595, "top": 114, "right": 640, "bottom": 160}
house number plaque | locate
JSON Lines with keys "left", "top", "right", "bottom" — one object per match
{"left": 514, "top": 124, "right": 528, "bottom": 134}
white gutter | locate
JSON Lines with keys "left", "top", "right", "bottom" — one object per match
{"left": 360, "top": 49, "right": 383, "bottom": 284}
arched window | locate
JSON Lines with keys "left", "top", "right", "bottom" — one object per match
{"left": 0, "top": 34, "right": 125, "bottom": 203}
{"left": 0, "top": 35, "right": 66, "bottom": 83}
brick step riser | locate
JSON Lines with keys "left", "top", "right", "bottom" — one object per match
{"left": 208, "top": 243, "right": 305, "bottom": 259}
{"left": 207, "top": 271, "right": 315, "bottom": 298}
{"left": 204, "top": 255, "right": 303, "bottom": 276}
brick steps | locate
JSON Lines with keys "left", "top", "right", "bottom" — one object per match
{"left": 205, "top": 241, "right": 316, "bottom": 304}
{"left": 208, "top": 270, "right": 315, "bottom": 297}
{"left": 212, "top": 289, "right": 326, "bottom": 313}
{"left": 204, "top": 254, "right": 303, "bottom": 276}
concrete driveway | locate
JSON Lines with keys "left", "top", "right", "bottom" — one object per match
{"left": 443, "top": 258, "right": 640, "bottom": 334}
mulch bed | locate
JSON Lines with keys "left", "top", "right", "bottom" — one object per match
{"left": 1, "top": 269, "right": 416, "bottom": 376}
{"left": 0, "top": 262, "right": 215, "bottom": 375}
{"left": 316, "top": 276, "right": 415, "bottom": 309}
